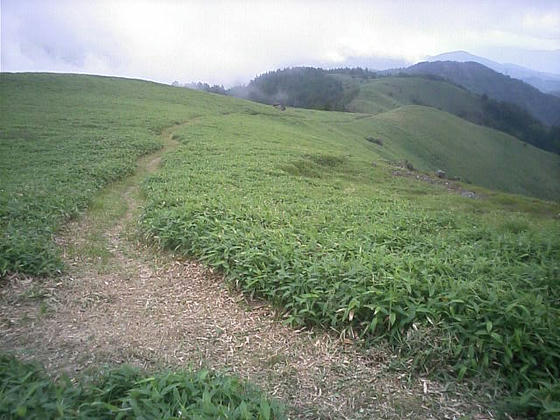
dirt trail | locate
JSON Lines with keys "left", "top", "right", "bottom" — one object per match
{"left": 0, "top": 123, "right": 492, "bottom": 419}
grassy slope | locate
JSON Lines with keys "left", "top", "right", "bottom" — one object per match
{"left": 2, "top": 73, "right": 555, "bottom": 278}
{"left": 345, "top": 76, "right": 483, "bottom": 118}
{"left": 0, "top": 73, "right": 248, "bottom": 275}
{"left": 337, "top": 105, "right": 560, "bottom": 200}
{"left": 404, "top": 61, "right": 560, "bottom": 126}
{"left": 0, "top": 74, "right": 285, "bottom": 417}
{"left": 2, "top": 74, "right": 559, "bottom": 414}
{"left": 141, "top": 108, "right": 559, "bottom": 415}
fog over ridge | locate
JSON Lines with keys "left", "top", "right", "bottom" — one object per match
{"left": 2, "top": 0, "right": 559, "bottom": 86}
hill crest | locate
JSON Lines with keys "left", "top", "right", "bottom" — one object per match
{"left": 426, "top": 50, "right": 560, "bottom": 93}
{"left": 402, "top": 61, "right": 560, "bottom": 127}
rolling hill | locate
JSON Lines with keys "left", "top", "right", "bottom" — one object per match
{"left": 402, "top": 61, "right": 560, "bottom": 126}
{"left": 426, "top": 50, "right": 560, "bottom": 94}
{"left": 2, "top": 72, "right": 558, "bottom": 278}
{"left": 343, "top": 75, "right": 560, "bottom": 154}
{"left": 345, "top": 75, "right": 483, "bottom": 117}
{"left": 339, "top": 105, "right": 560, "bottom": 200}
{"left": 2, "top": 73, "right": 559, "bottom": 415}
{"left": 232, "top": 68, "right": 560, "bottom": 153}
{"left": 3, "top": 73, "right": 559, "bottom": 272}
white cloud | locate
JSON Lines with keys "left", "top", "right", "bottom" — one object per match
{"left": 523, "top": 12, "right": 560, "bottom": 39}
{"left": 2, "top": 0, "right": 559, "bottom": 85}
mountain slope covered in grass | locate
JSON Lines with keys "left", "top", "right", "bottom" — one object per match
{"left": 1, "top": 73, "right": 558, "bottom": 278}
{"left": 238, "top": 70, "right": 560, "bottom": 153}
{"left": 345, "top": 74, "right": 560, "bottom": 154}
{"left": 403, "top": 61, "right": 560, "bottom": 126}
{"left": 141, "top": 104, "right": 559, "bottom": 417}
{"left": 2, "top": 73, "right": 559, "bottom": 415}
{"left": 345, "top": 76, "right": 483, "bottom": 117}
{"left": 0, "top": 72, "right": 246, "bottom": 275}
{"left": 339, "top": 105, "right": 560, "bottom": 199}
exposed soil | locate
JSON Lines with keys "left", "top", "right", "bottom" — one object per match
{"left": 1, "top": 125, "right": 493, "bottom": 419}
{"left": 391, "top": 161, "right": 482, "bottom": 199}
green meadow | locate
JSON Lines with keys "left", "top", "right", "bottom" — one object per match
{"left": 141, "top": 108, "right": 560, "bottom": 416}
{"left": 1, "top": 73, "right": 560, "bottom": 415}
{"left": 342, "top": 105, "right": 560, "bottom": 199}
{"left": 345, "top": 76, "right": 483, "bottom": 117}
{"left": 0, "top": 73, "right": 242, "bottom": 275}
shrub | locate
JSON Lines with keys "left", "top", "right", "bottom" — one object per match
{"left": 365, "top": 136, "right": 383, "bottom": 146}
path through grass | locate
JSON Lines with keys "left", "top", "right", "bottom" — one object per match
{"left": 0, "top": 122, "right": 492, "bottom": 419}
{"left": 141, "top": 112, "right": 560, "bottom": 416}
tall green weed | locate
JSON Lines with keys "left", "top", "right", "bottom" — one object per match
{"left": 0, "top": 354, "right": 283, "bottom": 419}
{"left": 141, "top": 114, "right": 560, "bottom": 416}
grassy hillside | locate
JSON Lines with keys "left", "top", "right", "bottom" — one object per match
{"left": 1, "top": 72, "right": 558, "bottom": 273}
{"left": 141, "top": 107, "right": 559, "bottom": 416}
{"left": 338, "top": 105, "right": 560, "bottom": 200}
{"left": 2, "top": 73, "right": 560, "bottom": 415}
{"left": 404, "top": 61, "right": 560, "bottom": 126}
{"left": 235, "top": 68, "right": 560, "bottom": 154}
{"left": 0, "top": 73, "right": 247, "bottom": 275}
{"left": 344, "top": 75, "right": 560, "bottom": 154}
{"left": 345, "top": 76, "right": 482, "bottom": 118}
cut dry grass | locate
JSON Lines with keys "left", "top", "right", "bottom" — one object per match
{"left": 140, "top": 112, "right": 559, "bottom": 416}
{"left": 0, "top": 125, "right": 493, "bottom": 419}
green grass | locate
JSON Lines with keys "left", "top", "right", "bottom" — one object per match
{"left": 0, "top": 73, "right": 246, "bottom": 276}
{"left": 2, "top": 73, "right": 557, "bottom": 277}
{"left": 0, "top": 354, "right": 284, "bottom": 419}
{"left": 140, "top": 110, "right": 560, "bottom": 416}
{"left": 2, "top": 74, "right": 560, "bottom": 415}
{"left": 337, "top": 106, "right": 560, "bottom": 200}
{"left": 345, "top": 76, "right": 484, "bottom": 118}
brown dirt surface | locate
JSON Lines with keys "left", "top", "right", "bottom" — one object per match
{"left": 390, "top": 161, "right": 482, "bottom": 199}
{"left": 1, "top": 126, "right": 494, "bottom": 419}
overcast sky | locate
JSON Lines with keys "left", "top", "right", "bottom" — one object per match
{"left": 2, "top": 0, "right": 559, "bottom": 86}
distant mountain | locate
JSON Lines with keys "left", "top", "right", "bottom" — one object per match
{"left": 298, "top": 54, "right": 410, "bottom": 73}
{"left": 325, "top": 55, "right": 409, "bottom": 71}
{"left": 474, "top": 47, "right": 560, "bottom": 74}
{"left": 426, "top": 51, "right": 560, "bottom": 94}
{"left": 231, "top": 67, "right": 560, "bottom": 154}
{"left": 344, "top": 75, "right": 559, "bottom": 154}
{"left": 402, "top": 61, "right": 560, "bottom": 127}
{"left": 427, "top": 51, "right": 498, "bottom": 71}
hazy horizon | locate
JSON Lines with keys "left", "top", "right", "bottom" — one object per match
{"left": 2, "top": 0, "right": 559, "bottom": 86}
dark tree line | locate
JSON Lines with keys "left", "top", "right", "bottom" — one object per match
{"left": 324, "top": 67, "right": 377, "bottom": 79}
{"left": 183, "top": 82, "right": 227, "bottom": 95}
{"left": 480, "top": 95, "right": 560, "bottom": 154}
{"left": 246, "top": 67, "right": 354, "bottom": 111}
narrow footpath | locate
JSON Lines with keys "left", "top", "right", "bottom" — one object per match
{"left": 1, "top": 123, "right": 491, "bottom": 419}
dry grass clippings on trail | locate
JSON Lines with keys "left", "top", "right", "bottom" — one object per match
{"left": 0, "top": 129, "right": 494, "bottom": 419}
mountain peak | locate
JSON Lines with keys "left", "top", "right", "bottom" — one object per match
{"left": 427, "top": 51, "right": 497, "bottom": 66}
{"left": 423, "top": 51, "right": 560, "bottom": 93}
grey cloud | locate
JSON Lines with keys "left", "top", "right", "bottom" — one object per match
{"left": 2, "top": 0, "right": 559, "bottom": 86}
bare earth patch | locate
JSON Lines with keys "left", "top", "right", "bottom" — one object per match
{"left": 1, "top": 127, "right": 493, "bottom": 419}
{"left": 390, "top": 161, "right": 482, "bottom": 199}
